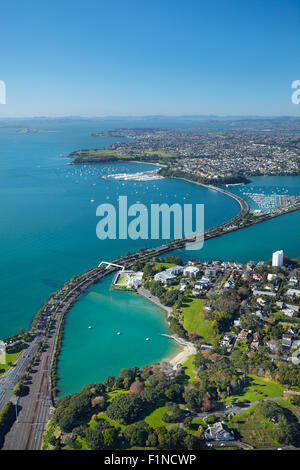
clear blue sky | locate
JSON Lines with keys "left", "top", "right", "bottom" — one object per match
{"left": 0, "top": 0, "right": 299, "bottom": 117}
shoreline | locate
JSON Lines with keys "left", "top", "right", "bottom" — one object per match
{"left": 167, "top": 345, "right": 195, "bottom": 368}
{"left": 136, "top": 287, "right": 196, "bottom": 368}
{"left": 5, "top": 167, "right": 300, "bottom": 406}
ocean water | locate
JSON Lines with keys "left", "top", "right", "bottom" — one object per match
{"left": 171, "top": 175, "right": 300, "bottom": 264}
{"left": 2, "top": 120, "right": 299, "bottom": 395}
{"left": 0, "top": 121, "right": 238, "bottom": 341}
{"left": 57, "top": 274, "right": 178, "bottom": 396}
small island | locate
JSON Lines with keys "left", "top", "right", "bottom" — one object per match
{"left": 17, "top": 128, "right": 57, "bottom": 134}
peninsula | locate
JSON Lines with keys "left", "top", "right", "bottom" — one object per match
{"left": 67, "top": 124, "right": 300, "bottom": 185}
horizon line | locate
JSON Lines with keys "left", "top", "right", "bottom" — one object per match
{"left": 0, "top": 114, "right": 300, "bottom": 120}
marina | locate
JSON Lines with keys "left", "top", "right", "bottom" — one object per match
{"left": 103, "top": 168, "right": 164, "bottom": 181}
{"left": 244, "top": 192, "right": 300, "bottom": 213}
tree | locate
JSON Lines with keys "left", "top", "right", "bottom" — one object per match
{"left": 103, "top": 427, "right": 118, "bottom": 449}
{"left": 183, "top": 433, "right": 197, "bottom": 450}
{"left": 146, "top": 432, "right": 158, "bottom": 448}
{"left": 129, "top": 381, "right": 144, "bottom": 395}
{"left": 53, "top": 393, "right": 93, "bottom": 432}
{"left": 183, "top": 416, "right": 193, "bottom": 429}
{"left": 183, "top": 388, "right": 204, "bottom": 412}
{"left": 123, "top": 422, "right": 150, "bottom": 447}
{"left": 162, "top": 402, "right": 185, "bottom": 423}
{"left": 106, "top": 394, "right": 144, "bottom": 424}
{"left": 165, "top": 383, "right": 183, "bottom": 402}
{"left": 104, "top": 376, "right": 115, "bottom": 391}
{"left": 85, "top": 427, "right": 104, "bottom": 450}
{"left": 290, "top": 395, "right": 300, "bottom": 406}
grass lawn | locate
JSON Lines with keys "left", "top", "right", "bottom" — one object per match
{"left": 247, "top": 375, "right": 284, "bottom": 398}
{"left": 180, "top": 298, "right": 205, "bottom": 333}
{"left": 115, "top": 273, "right": 130, "bottom": 287}
{"left": 225, "top": 375, "right": 284, "bottom": 405}
{"left": 181, "top": 355, "right": 197, "bottom": 384}
{"left": 107, "top": 389, "right": 128, "bottom": 402}
{"left": 192, "top": 417, "right": 207, "bottom": 427}
{"left": 0, "top": 351, "right": 22, "bottom": 376}
{"left": 154, "top": 262, "right": 175, "bottom": 270}
{"left": 96, "top": 412, "right": 127, "bottom": 431}
{"left": 138, "top": 150, "right": 177, "bottom": 158}
{"left": 225, "top": 389, "right": 262, "bottom": 405}
{"left": 197, "top": 320, "right": 215, "bottom": 344}
{"left": 144, "top": 406, "right": 168, "bottom": 428}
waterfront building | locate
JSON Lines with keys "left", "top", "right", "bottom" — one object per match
{"left": 272, "top": 250, "right": 284, "bottom": 267}
{"left": 205, "top": 267, "right": 218, "bottom": 276}
{"left": 128, "top": 272, "right": 144, "bottom": 288}
{"left": 154, "top": 271, "right": 177, "bottom": 285}
{"left": 183, "top": 266, "right": 200, "bottom": 277}
{"left": 165, "top": 265, "right": 184, "bottom": 276}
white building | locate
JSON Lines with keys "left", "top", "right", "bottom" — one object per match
{"left": 205, "top": 267, "right": 218, "bottom": 276}
{"left": 154, "top": 271, "right": 177, "bottom": 285}
{"left": 204, "top": 422, "right": 235, "bottom": 441}
{"left": 183, "top": 266, "right": 200, "bottom": 278}
{"left": 272, "top": 250, "right": 284, "bottom": 267}
{"left": 128, "top": 272, "right": 144, "bottom": 288}
{"left": 283, "top": 308, "right": 294, "bottom": 318}
{"left": 286, "top": 288, "right": 300, "bottom": 298}
{"left": 165, "top": 265, "right": 183, "bottom": 276}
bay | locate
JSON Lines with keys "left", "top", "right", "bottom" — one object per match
{"left": 2, "top": 120, "right": 299, "bottom": 396}
{"left": 0, "top": 120, "right": 238, "bottom": 392}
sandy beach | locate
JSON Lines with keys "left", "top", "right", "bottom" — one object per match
{"left": 136, "top": 287, "right": 196, "bottom": 368}
{"left": 168, "top": 345, "right": 194, "bottom": 368}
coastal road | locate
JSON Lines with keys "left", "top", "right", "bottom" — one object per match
{"left": 0, "top": 186, "right": 291, "bottom": 449}
{"left": 0, "top": 335, "right": 42, "bottom": 411}
{"left": 137, "top": 287, "right": 172, "bottom": 316}
{"left": 1, "top": 266, "right": 116, "bottom": 450}
{"left": 2, "top": 332, "right": 53, "bottom": 450}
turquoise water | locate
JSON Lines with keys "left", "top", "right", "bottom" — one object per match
{"left": 0, "top": 123, "right": 239, "bottom": 339}
{"left": 1, "top": 120, "right": 299, "bottom": 395}
{"left": 0, "top": 120, "right": 238, "bottom": 388}
{"left": 171, "top": 176, "right": 300, "bottom": 264}
{"left": 58, "top": 275, "right": 178, "bottom": 396}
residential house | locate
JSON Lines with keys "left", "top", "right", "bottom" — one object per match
{"left": 204, "top": 422, "right": 235, "bottom": 441}
{"left": 282, "top": 334, "right": 293, "bottom": 348}
{"left": 286, "top": 289, "right": 300, "bottom": 298}
{"left": 238, "top": 330, "right": 250, "bottom": 341}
